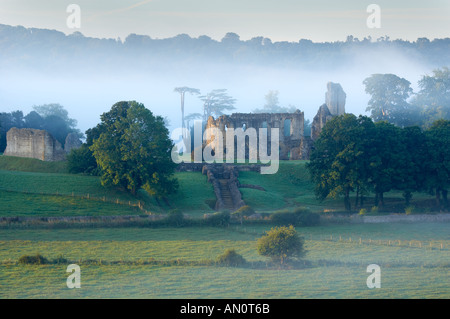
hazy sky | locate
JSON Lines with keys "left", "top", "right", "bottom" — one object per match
{"left": 1, "top": 0, "right": 450, "bottom": 42}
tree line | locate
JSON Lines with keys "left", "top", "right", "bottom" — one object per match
{"left": 1, "top": 24, "right": 450, "bottom": 73}
{"left": 364, "top": 67, "right": 450, "bottom": 128}
{"left": 308, "top": 115, "right": 450, "bottom": 212}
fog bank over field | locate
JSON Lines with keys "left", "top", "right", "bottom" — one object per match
{"left": 0, "top": 25, "right": 447, "bottom": 133}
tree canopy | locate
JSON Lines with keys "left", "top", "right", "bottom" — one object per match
{"left": 89, "top": 101, "right": 178, "bottom": 197}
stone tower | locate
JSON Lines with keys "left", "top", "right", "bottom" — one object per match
{"left": 325, "top": 82, "right": 346, "bottom": 116}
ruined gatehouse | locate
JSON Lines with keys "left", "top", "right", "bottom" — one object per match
{"left": 3, "top": 128, "right": 80, "bottom": 161}
{"left": 203, "top": 82, "right": 346, "bottom": 160}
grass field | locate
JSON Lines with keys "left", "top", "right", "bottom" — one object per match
{"left": 0, "top": 155, "right": 448, "bottom": 299}
{"left": 0, "top": 156, "right": 440, "bottom": 217}
{"left": 0, "top": 223, "right": 448, "bottom": 298}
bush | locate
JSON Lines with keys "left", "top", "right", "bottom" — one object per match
{"left": 295, "top": 209, "right": 320, "bottom": 226}
{"left": 405, "top": 205, "right": 415, "bottom": 215}
{"left": 359, "top": 208, "right": 367, "bottom": 215}
{"left": 232, "top": 205, "right": 255, "bottom": 224}
{"left": 203, "top": 211, "right": 230, "bottom": 227}
{"left": 67, "top": 144, "right": 99, "bottom": 175}
{"left": 216, "top": 249, "right": 247, "bottom": 267}
{"left": 18, "top": 254, "right": 50, "bottom": 265}
{"left": 269, "top": 209, "right": 297, "bottom": 225}
{"left": 257, "top": 225, "right": 305, "bottom": 265}
{"left": 270, "top": 208, "right": 320, "bottom": 226}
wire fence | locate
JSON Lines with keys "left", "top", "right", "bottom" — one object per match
{"left": 0, "top": 187, "right": 151, "bottom": 214}
{"left": 312, "top": 234, "right": 448, "bottom": 251}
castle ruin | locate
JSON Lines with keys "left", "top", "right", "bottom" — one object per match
{"left": 204, "top": 82, "right": 346, "bottom": 160}
{"left": 3, "top": 128, "right": 80, "bottom": 161}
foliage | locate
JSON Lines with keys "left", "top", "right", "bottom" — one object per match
{"left": 270, "top": 208, "right": 319, "bottom": 226}
{"left": 67, "top": 144, "right": 99, "bottom": 175}
{"left": 0, "top": 104, "right": 81, "bottom": 151}
{"left": 257, "top": 225, "right": 305, "bottom": 264}
{"left": 164, "top": 209, "right": 186, "bottom": 227}
{"left": 307, "top": 114, "right": 376, "bottom": 211}
{"left": 203, "top": 211, "right": 230, "bottom": 227}
{"left": 363, "top": 74, "right": 416, "bottom": 127}
{"left": 199, "top": 89, "right": 236, "bottom": 121}
{"left": 424, "top": 120, "right": 450, "bottom": 208}
{"left": 90, "top": 101, "right": 178, "bottom": 197}
{"left": 173, "top": 87, "right": 200, "bottom": 134}
{"left": 232, "top": 205, "right": 255, "bottom": 224}
{"left": 18, "top": 254, "right": 50, "bottom": 265}
{"left": 413, "top": 67, "right": 450, "bottom": 127}
{"left": 215, "top": 249, "right": 247, "bottom": 267}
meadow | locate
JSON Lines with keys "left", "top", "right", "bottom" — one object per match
{"left": 0, "top": 223, "right": 448, "bottom": 298}
{"left": 0, "top": 155, "right": 448, "bottom": 299}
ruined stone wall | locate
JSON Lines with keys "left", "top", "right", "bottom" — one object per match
{"left": 4, "top": 127, "right": 67, "bottom": 161}
{"left": 311, "top": 82, "right": 347, "bottom": 141}
{"left": 325, "top": 82, "right": 346, "bottom": 116}
{"left": 204, "top": 110, "right": 308, "bottom": 160}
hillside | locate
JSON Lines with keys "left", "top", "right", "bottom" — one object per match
{"left": 0, "top": 155, "right": 440, "bottom": 217}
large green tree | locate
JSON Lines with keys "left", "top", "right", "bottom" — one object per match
{"left": 257, "top": 226, "right": 305, "bottom": 265}
{"left": 90, "top": 101, "right": 178, "bottom": 197}
{"left": 425, "top": 120, "right": 450, "bottom": 208}
{"left": 173, "top": 87, "right": 200, "bottom": 136}
{"left": 363, "top": 74, "right": 416, "bottom": 127}
{"left": 413, "top": 67, "right": 450, "bottom": 127}
{"left": 369, "top": 122, "right": 407, "bottom": 207}
{"left": 307, "top": 114, "right": 376, "bottom": 211}
{"left": 199, "top": 89, "right": 236, "bottom": 121}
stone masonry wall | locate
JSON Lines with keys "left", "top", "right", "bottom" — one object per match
{"left": 4, "top": 127, "right": 67, "bottom": 161}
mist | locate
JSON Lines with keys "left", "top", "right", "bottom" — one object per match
{"left": 0, "top": 28, "right": 440, "bottom": 136}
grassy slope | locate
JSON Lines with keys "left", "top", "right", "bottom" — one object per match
{"left": 238, "top": 160, "right": 437, "bottom": 213}
{"left": 0, "top": 155, "right": 68, "bottom": 174}
{"left": 0, "top": 155, "right": 440, "bottom": 216}
{"left": 0, "top": 155, "right": 216, "bottom": 217}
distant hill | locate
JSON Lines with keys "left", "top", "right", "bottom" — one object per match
{"left": 1, "top": 24, "right": 449, "bottom": 74}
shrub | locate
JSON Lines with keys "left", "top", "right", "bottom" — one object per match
{"left": 371, "top": 206, "right": 379, "bottom": 214}
{"left": 405, "top": 205, "right": 415, "bottom": 215}
{"left": 216, "top": 249, "right": 247, "bottom": 267}
{"left": 203, "top": 211, "right": 230, "bottom": 227}
{"left": 67, "top": 144, "right": 99, "bottom": 175}
{"left": 270, "top": 208, "right": 319, "bottom": 226}
{"left": 257, "top": 225, "right": 305, "bottom": 265}
{"left": 359, "top": 208, "right": 367, "bottom": 215}
{"left": 295, "top": 209, "right": 320, "bottom": 226}
{"left": 18, "top": 254, "right": 50, "bottom": 265}
{"left": 232, "top": 205, "right": 256, "bottom": 224}
{"left": 269, "top": 210, "right": 297, "bottom": 225}
{"left": 53, "top": 255, "right": 69, "bottom": 264}
{"left": 165, "top": 209, "right": 185, "bottom": 226}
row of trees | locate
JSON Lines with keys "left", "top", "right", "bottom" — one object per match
{"left": 364, "top": 67, "right": 450, "bottom": 128}
{"left": 3, "top": 24, "right": 450, "bottom": 72}
{"left": 0, "top": 104, "right": 81, "bottom": 151}
{"left": 308, "top": 114, "right": 449, "bottom": 211}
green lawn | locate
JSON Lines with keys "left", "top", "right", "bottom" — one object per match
{"left": 0, "top": 168, "right": 215, "bottom": 217}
